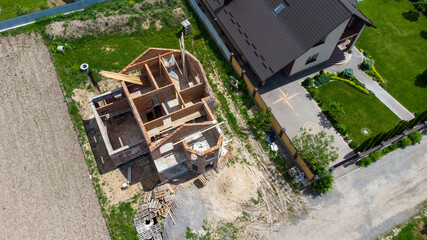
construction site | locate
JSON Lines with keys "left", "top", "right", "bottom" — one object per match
{"left": 90, "top": 45, "right": 225, "bottom": 187}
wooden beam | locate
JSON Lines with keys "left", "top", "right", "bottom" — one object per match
{"left": 148, "top": 110, "right": 205, "bottom": 137}
{"left": 100, "top": 70, "right": 144, "bottom": 85}
{"left": 160, "top": 60, "right": 185, "bottom": 107}
{"left": 122, "top": 51, "right": 174, "bottom": 73}
{"left": 132, "top": 84, "right": 174, "bottom": 100}
{"left": 145, "top": 64, "right": 159, "bottom": 89}
{"left": 173, "top": 122, "right": 223, "bottom": 145}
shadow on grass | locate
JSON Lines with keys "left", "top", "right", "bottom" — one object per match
{"left": 415, "top": 69, "right": 427, "bottom": 88}
{"left": 421, "top": 31, "right": 427, "bottom": 40}
{"left": 402, "top": 10, "right": 420, "bottom": 22}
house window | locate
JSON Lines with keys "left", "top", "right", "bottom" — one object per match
{"left": 306, "top": 53, "right": 319, "bottom": 65}
{"left": 314, "top": 37, "right": 326, "bottom": 47}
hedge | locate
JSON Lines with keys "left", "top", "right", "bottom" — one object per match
{"left": 371, "top": 66, "right": 385, "bottom": 84}
{"left": 330, "top": 76, "right": 370, "bottom": 95}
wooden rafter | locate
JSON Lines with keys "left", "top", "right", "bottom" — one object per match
{"left": 100, "top": 70, "right": 144, "bottom": 85}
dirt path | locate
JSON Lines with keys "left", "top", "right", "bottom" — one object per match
{"left": 0, "top": 33, "right": 110, "bottom": 239}
{"left": 197, "top": 58, "right": 306, "bottom": 237}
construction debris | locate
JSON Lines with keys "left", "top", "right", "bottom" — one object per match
{"left": 134, "top": 184, "right": 179, "bottom": 240}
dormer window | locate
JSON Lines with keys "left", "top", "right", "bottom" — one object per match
{"left": 273, "top": 3, "right": 286, "bottom": 16}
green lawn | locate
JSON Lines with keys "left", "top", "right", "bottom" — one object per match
{"left": 0, "top": 0, "right": 53, "bottom": 21}
{"left": 356, "top": 0, "right": 427, "bottom": 113}
{"left": 318, "top": 81, "right": 400, "bottom": 144}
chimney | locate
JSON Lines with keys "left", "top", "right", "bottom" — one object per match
{"left": 224, "top": 0, "right": 233, "bottom": 6}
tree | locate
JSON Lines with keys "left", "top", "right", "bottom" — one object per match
{"left": 293, "top": 128, "right": 339, "bottom": 175}
{"left": 312, "top": 173, "right": 334, "bottom": 194}
{"left": 328, "top": 101, "right": 345, "bottom": 121}
{"left": 248, "top": 109, "right": 272, "bottom": 139}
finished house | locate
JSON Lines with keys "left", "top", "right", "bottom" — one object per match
{"left": 199, "top": 0, "right": 375, "bottom": 85}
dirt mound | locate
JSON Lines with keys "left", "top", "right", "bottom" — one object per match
{"left": 217, "top": 166, "right": 255, "bottom": 199}
{"left": 200, "top": 163, "right": 258, "bottom": 222}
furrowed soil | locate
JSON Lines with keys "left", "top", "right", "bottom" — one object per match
{"left": 0, "top": 33, "right": 110, "bottom": 239}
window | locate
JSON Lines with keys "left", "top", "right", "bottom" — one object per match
{"left": 306, "top": 53, "right": 319, "bottom": 65}
{"left": 314, "top": 37, "right": 326, "bottom": 47}
{"left": 273, "top": 3, "right": 287, "bottom": 16}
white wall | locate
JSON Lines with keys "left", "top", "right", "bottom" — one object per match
{"left": 289, "top": 17, "right": 351, "bottom": 75}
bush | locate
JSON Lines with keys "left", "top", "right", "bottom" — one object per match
{"left": 330, "top": 76, "right": 370, "bottom": 95}
{"left": 334, "top": 123, "right": 347, "bottom": 136}
{"left": 379, "top": 83, "right": 387, "bottom": 89}
{"left": 370, "top": 151, "right": 382, "bottom": 162}
{"left": 328, "top": 101, "right": 345, "bottom": 121}
{"left": 302, "top": 77, "right": 314, "bottom": 87}
{"left": 399, "top": 137, "right": 412, "bottom": 148}
{"left": 312, "top": 173, "right": 334, "bottom": 194}
{"left": 361, "top": 57, "right": 375, "bottom": 70}
{"left": 389, "top": 142, "right": 399, "bottom": 151}
{"left": 348, "top": 49, "right": 352, "bottom": 54}
{"left": 363, "top": 51, "right": 370, "bottom": 58}
{"left": 344, "top": 68, "right": 354, "bottom": 78}
{"left": 408, "top": 131, "right": 423, "bottom": 143}
{"left": 315, "top": 74, "right": 331, "bottom": 86}
{"left": 308, "top": 87, "right": 319, "bottom": 100}
{"left": 371, "top": 65, "right": 385, "bottom": 83}
{"left": 413, "top": 0, "right": 427, "bottom": 16}
{"left": 357, "top": 156, "right": 372, "bottom": 167}
{"left": 349, "top": 141, "right": 359, "bottom": 149}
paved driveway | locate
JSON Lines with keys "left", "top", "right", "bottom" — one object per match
{"left": 270, "top": 137, "right": 427, "bottom": 240}
{"left": 260, "top": 70, "right": 354, "bottom": 164}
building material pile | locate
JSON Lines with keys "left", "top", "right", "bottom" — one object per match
{"left": 134, "top": 184, "right": 179, "bottom": 240}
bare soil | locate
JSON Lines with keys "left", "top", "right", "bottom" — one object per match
{"left": 45, "top": 6, "right": 185, "bottom": 38}
{"left": 0, "top": 33, "right": 110, "bottom": 239}
{"left": 194, "top": 59, "right": 307, "bottom": 237}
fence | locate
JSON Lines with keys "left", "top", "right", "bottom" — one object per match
{"left": 187, "top": 0, "right": 230, "bottom": 60}
{"left": 0, "top": 0, "right": 110, "bottom": 32}
{"left": 333, "top": 121, "right": 427, "bottom": 169}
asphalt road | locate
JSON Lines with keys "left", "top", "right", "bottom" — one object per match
{"left": 271, "top": 137, "right": 427, "bottom": 240}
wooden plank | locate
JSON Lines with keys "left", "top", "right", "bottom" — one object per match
{"left": 145, "top": 64, "right": 159, "bottom": 89}
{"left": 173, "top": 122, "right": 223, "bottom": 145}
{"left": 123, "top": 51, "right": 174, "bottom": 73}
{"left": 100, "top": 70, "right": 144, "bottom": 85}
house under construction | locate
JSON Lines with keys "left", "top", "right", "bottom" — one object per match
{"left": 90, "top": 47, "right": 224, "bottom": 183}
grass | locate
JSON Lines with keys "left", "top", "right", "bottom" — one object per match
{"left": 318, "top": 81, "right": 399, "bottom": 144}
{"left": 378, "top": 201, "right": 427, "bottom": 240}
{"left": 356, "top": 0, "right": 427, "bottom": 113}
{"left": 0, "top": 0, "right": 51, "bottom": 21}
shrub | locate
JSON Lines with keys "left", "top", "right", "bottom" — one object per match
{"left": 413, "top": 0, "right": 427, "bottom": 16}
{"left": 408, "top": 131, "right": 423, "bottom": 143}
{"left": 330, "top": 76, "right": 370, "bottom": 95}
{"left": 308, "top": 87, "right": 319, "bottom": 100}
{"left": 399, "top": 137, "right": 412, "bottom": 148}
{"left": 349, "top": 141, "right": 359, "bottom": 149}
{"left": 348, "top": 49, "right": 352, "bottom": 54}
{"left": 334, "top": 123, "right": 347, "bottom": 136}
{"left": 328, "top": 101, "right": 345, "bottom": 121}
{"left": 371, "top": 65, "right": 385, "bottom": 83}
{"left": 315, "top": 74, "right": 331, "bottom": 86}
{"left": 302, "top": 77, "right": 314, "bottom": 87}
{"left": 370, "top": 151, "right": 382, "bottom": 162}
{"left": 357, "top": 156, "right": 372, "bottom": 167}
{"left": 379, "top": 83, "right": 387, "bottom": 89}
{"left": 312, "top": 173, "right": 334, "bottom": 194}
{"left": 344, "top": 68, "right": 354, "bottom": 78}
{"left": 361, "top": 57, "right": 375, "bottom": 70}
{"left": 320, "top": 70, "right": 325, "bottom": 75}
{"left": 389, "top": 142, "right": 399, "bottom": 151}
{"left": 363, "top": 51, "right": 370, "bottom": 58}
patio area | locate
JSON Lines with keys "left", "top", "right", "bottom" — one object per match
{"left": 259, "top": 68, "right": 354, "bottom": 166}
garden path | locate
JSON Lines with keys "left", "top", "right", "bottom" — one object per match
{"left": 327, "top": 48, "right": 414, "bottom": 121}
